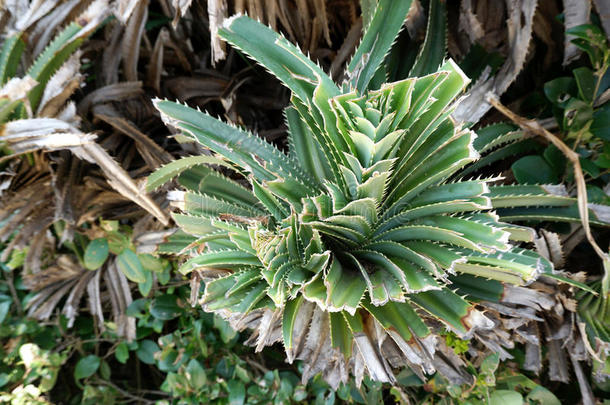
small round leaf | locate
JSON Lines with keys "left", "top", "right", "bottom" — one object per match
{"left": 512, "top": 155, "right": 558, "bottom": 184}
{"left": 150, "top": 294, "right": 182, "bottom": 320}
{"left": 136, "top": 340, "right": 159, "bottom": 365}
{"left": 115, "top": 342, "right": 129, "bottom": 364}
{"left": 83, "top": 238, "right": 109, "bottom": 270}
{"left": 74, "top": 355, "right": 100, "bottom": 380}
{"left": 116, "top": 249, "right": 146, "bottom": 283}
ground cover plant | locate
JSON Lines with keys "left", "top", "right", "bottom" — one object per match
{"left": 1, "top": 0, "right": 610, "bottom": 404}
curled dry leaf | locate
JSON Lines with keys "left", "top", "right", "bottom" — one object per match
{"left": 78, "top": 81, "right": 145, "bottom": 115}
{"left": 147, "top": 27, "right": 170, "bottom": 93}
{"left": 534, "top": 229, "right": 565, "bottom": 268}
{"left": 172, "top": 0, "right": 194, "bottom": 27}
{"left": 121, "top": 0, "right": 149, "bottom": 82}
{"left": 92, "top": 103, "right": 174, "bottom": 169}
{"left": 208, "top": 0, "right": 227, "bottom": 65}
{"left": 114, "top": 0, "right": 140, "bottom": 24}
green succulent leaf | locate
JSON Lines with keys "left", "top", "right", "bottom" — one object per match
{"left": 27, "top": 22, "right": 88, "bottom": 110}
{"left": 409, "top": 0, "right": 447, "bottom": 77}
{"left": 146, "top": 155, "right": 233, "bottom": 192}
{"left": 0, "top": 34, "right": 25, "bottom": 85}
{"left": 347, "top": 0, "right": 414, "bottom": 91}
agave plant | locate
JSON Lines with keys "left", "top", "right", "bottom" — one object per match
{"left": 150, "top": 1, "right": 592, "bottom": 387}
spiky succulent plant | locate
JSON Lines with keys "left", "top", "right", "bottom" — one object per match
{"left": 150, "top": 2, "right": 574, "bottom": 387}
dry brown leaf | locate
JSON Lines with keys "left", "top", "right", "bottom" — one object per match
{"left": 454, "top": 0, "right": 538, "bottom": 123}
{"left": 172, "top": 0, "right": 194, "bottom": 27}
{"left": 78, "top": 81, "right": 144, "bottom": 115}
{"left": 106, "top": 261, "right": 136, "bottom": 340}
{"left": 0, "top": 118, "right": 96, "bottom": 156}
{"left": 405, "top": 0, "right": 426, "bottom": 39}
{"left": 73, "top": 142, "right": 169, "bottom": 224}
{"left": 534, "top": 229, "right": 565, "bottom": 268}
{"left": 329, "top": 18, "right": 362, "bottom": 80}
{"left": 93, "top": 104, "right": 174, "bottom": 169}
{"left": 459, "top": 0, "right": 485, "bottom": 45}
{"left": 208, "top": 0, "right": 228, "bottom": 65}
{"left": 0, "top": 76, "right": 37, "bottom": 101}
{"left": 72, "top": 0, "right": 112, "bottom": 39}
{"left": 114, "top": 0, "right": 139, "bottom": 24}
{"left": 165, "top": 76, "right": 228, "bottom": 101}
{"left": 1, "top": 118, "right": 168, "bottom": 224}
{"left": 121, "top": 0, "right": 149, "bottom": 82}
{"left": 87, "top": 269, "right": 104, "bottom": 327}
{"left": 147, "top": 27, "right": 170, "bottom": 93}
{"left": 102, "top": 23, "right": 125, "bottom": 85}
{"left": 14, "top": 0, "right": 60, "bottom": 31}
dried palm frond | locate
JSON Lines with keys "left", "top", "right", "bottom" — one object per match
{"left": 159, "top": 0, "right": 358, "bottom": 64}
{"left": 453, "top": 0, "right": 538, "bottom": 123}
{"left": 0, "top": 0, "right": 171, "bottom": 336}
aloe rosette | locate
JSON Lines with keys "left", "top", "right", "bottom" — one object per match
{"left": 149, "top": 2, "right": 572, "bottom": 387}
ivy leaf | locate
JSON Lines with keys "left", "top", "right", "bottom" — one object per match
{"left": 544, "top": 77, "right": 576, "bottom": 108}
{"left": 526, "top": 386, "right": 561, "bottom": 405}
{"left": 138, "top": 253, "right": 166, "bottom": 273}
{"left": 543, "top": 145, "right": 566, "bottom": 178}
{"left": 99, "top": 360, "right": 111, "bottom": 380}
{"left": 214, "top": 316, "right": 237, "bottom": 343}
{"left": 573, "top": 67, "right": 596, "bottom": 102}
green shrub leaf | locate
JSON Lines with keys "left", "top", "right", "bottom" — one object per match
{"left": 116, "top": 249, "right": 146, "bottom": 283}
{"left": 83, "top": 238, "right": 109, "bottom": 270}
{"left": 512, "top": 155, "right": 559, "bottom": 184}
{"left": 74, "top": 355, "right": 100, "bottom": 380}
